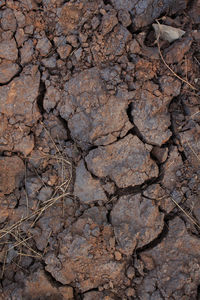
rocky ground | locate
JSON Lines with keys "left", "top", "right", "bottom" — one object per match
{"left": 0, "top": 0, "right": 200, "bottom": 299}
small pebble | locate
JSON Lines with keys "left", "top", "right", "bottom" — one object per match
{"left": 114, "top": 251, "right": 122, "bottom": 261}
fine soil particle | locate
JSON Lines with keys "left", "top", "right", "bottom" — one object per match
{"left": 0, "top": 0, "right": 199, "bottom": 299}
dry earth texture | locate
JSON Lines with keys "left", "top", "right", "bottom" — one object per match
{"left": 0, "top": 0, "right": 200, "bottom": 299}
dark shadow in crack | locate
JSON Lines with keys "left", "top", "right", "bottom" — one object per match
{"left": 36, "top": 79, "right": 46, "bottom": 114}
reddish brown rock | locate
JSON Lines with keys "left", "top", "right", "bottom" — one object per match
{"left": 58, "top": 67, "right": 132, "bottom": 149}
{"left": 57, "top": 44, "right": 72, "bottom": 60}
{"left": 59, "top": 2, "right": 83, "bottom": 34}
{"left": 165, "top": 37, "right": 193, "bottom": 64}
{"left": 161, "top": 146, "right": 183, "bottom": 191}
{"left": 43, "top": 86, "right": 61, "bottom": 113}
{"left": 110, "top": 0, "right": 187, "bottom": 29}
{"left": 74, "top": 160, "right": 107, "bottom": 204}
{"left": 143, "top": 184, "right": 175, "bottom": 213}
{"left": 0, "top": 60, "right": 20, "bottom": 84}
{"left": 159, "top": 75, "right": 182, "bottom": 97}
{"left": 101, "top": 24, "right": 131, "bottom": 57}
{"left": 0, "top": 65, "right": 40, "bottom": 154}
{"left": 36, "top": 37, "right": 52, "bottom": 56}
{"left": 85, "top": 135, "right": 158, "bottom": 188}
{"left": 100, "top": 12, "right": 118, "bottom": 36}
{"left": 20, "top": 39, "right": 34, "bottom": 64}
{"left": 135, "top": 59, "right": 156, "bottom": 80}
{"left": 151, "top": 146, "right": 168, "bottom": 163}
{"left": 139, "top": 217, "right": 200, "bottom": 299}
{"left": 131, "top": 77, "right": 181, "bottom": 146}
{"left": 0, "top": 39, "right": 18, "bottom": 61}
{"left": 180, "top": 127, "right": 200, "bottom": 170}
{"left": 0, "top": 156, "right": 24, "bottom": 195}
{"left": 0, "top": 65, "right": 40, "bottom": 125}
{"left": 21, "top": 269, "right": 74, "bottom": 299}
{"left": 1, "top": 8, "right": 17, "bottom": 32}
{"left": 14, "top": 134, "right": 34, "bottom": 156}
{"left": 111, "top": 194, "right": 164, "bottom": 255}
{"left": 45, "top": 208, "right": 125, "bottom": 291}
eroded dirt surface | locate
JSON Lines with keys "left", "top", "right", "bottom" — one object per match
{"left": 0, "top": 0, "right": 200, "bottom": 299}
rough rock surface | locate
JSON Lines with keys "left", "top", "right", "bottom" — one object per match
{"left": 45, "top": 207, "right": 125, "bottom": 292}
{"left": 110, "top": 0, "right": 187, "bottom": 29}
{"left": 131, "top": 77, "right": 181, "bottom": 146}
{"left": 139, "top": 217, "right": 200, "bottom": 299}
{"left": 85, "top": 135, "right": 158, "bottom": 188}
{"left": 0, "top": 156, "right": 24, "bottom": 195}
{"left": 0, "top": 65, "right": 40, "bottom": 155}
{"left": 74, "top": 160, "right": 107, "bottom": 204}
{"left": 58, "top": 67, "right": 133, "bottom": 149}
{"left": 111, "top": 194, "right": 164, "bottom": 255}
{"left": 0, "top": 65, "right": 40, "bottom": 125}
{"left": 0, "top": 60, "right": 20, "bottom": 84}
{"left": 0, "top": 39, "right": 18, "bottom": 61}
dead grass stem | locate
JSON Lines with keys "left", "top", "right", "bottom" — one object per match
{"left": 0, "top": 124, "right": 72, "bottom": 270}
{"left": 155, "top": 20, "right": 199, "bottom": 91}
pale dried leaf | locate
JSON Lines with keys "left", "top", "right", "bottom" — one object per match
{"left": 153, "top": 23, "right": 185, "bottom": 43}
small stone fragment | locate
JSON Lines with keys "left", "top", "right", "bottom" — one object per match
{"left": 57, "top": 44, "right": 72, "bottom": 59}
{"left": 14, "top": 134, "right": 34, "bottom": 156}
{"left": 103, "top": 24, "right": 131, "bottom": 56}
{"left": 151, "top": 146, "right": 168, "bottom": 163}
{"left": 36, "top": 37, "right": 52, "bottom": 56}
{"left": 111, "top": 194, "right": 164, "bottom": 255}
{"left": 37, "top": 186, "right": 53, "bottom": 202}
{"left": 43, "top": 86, "right": 61, "bottom": 113}
{"left": 131, "top": 89, "right": 172, "bottom": 146}
{"left": 161, "top": 146, "right": 183, "bottom": 191}
{"left": 0, "top": 39, "right": 18, "bottom": 61}
{"left": 24, "top": 25, "right": 34, "bottom": 35}
{"left": 74, "top": 160, "right": 107, "bottom": 204}
{"left": 58, "top": 286, "right": 74, "bottom": 300}
{"left": 15, "top": 28, "right": 28, "bottom": 47}
{"left": 114, "top": 251, "right": 122, "bottom": 261}
{"left": 91, "top": 15, "right": 100, "bottom": 30}
{"left": 1, "top": 8, "right": 17, "bottom": 32}
{"left": 59, "top": 3, "right": 82, "bottom": 34}
{"left": 129, "top": 39, "right": 141, "bottom": 54}
{"left": 74, "top": 48, "right": 82, "bottom": 61}
{"left": 41, "top": 56, "right": 57, "bottom": 69}
{"left": 159, "top": 75, "right": 181, "bottom": 97}
{"left": 20, "top": 39, "right": 34, "bottom": 64}
{"left": 100, "top": 12, "right": 118, "bottom": 36}
{"left": 165, "top": 37, "right": 193, "bottom": 64}
{"left": 66, "top": 35, "right": 79, "bottom": 47}
{"left": 143, "top": 184, "right": 174, "bottom": 213}
{"left": 0, "top": 156, "right": 24, "bottom": 195}
{"left": 14, "top": 10, "right": 26, "bottom": 28}
{"left": 0, "top": 60, "right": 20, "bottom": 83}
{"left": 125, "top": 287, "right": 135, "bottom": 297}
{"left": 126, "top": 266, "right": 135, "bottom": 279}
{"left": 118, "top": 9, "right": 132, "bottom": 27}
{"left": 86, "top": 135, "right": 158, "bottom": 188}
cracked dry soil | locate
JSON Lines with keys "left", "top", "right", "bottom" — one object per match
{"left": 0, "top": 0, "right": 200, "bottom": 299}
